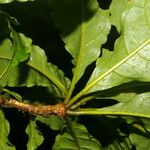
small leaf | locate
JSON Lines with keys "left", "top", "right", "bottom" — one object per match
{"left": 36, "top": 115, "right": 64, "bottom": 131}
{"left": 0, "top": 109, "right": 15, "bottom": 150}
{"left": 53, "top": 122, "right": 101, "bottom": 150}
{"left": 26, "top": 120, "right": 44, "bottom": 150}
{"left": 49, "top": 0, "right": 111, "bottom": 100}
{"left": 28, "top": 44, "right": 69, "bottom": 95}
{"left": 102, "top": 136, "right": 132, "bottom": 150}
{"left": 130, "top": 133, "right": 150, "bottom": 150}
{"left": 10, "top": 30, "right": 30, "bottom": 67}
{"left": 2, "top": 88, "right": 22, "bottom": 101}
{"left": 0, "top": 30, "right": 30, "bottom": 81}
{"left": 129, "top": 121, "right": 150, "bottom": 150}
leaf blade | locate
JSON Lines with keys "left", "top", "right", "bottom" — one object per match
{"left": 49, "top": 0, "right": 111, "bottom": 101}
{"left": 86, "top": 0, "right": 150, "bottom": 93}
{"left": 67, "top": 0, "right": 150, "bottom": 106}
{"left": 0, "top": 33, "right": 70, "bottom": 96}
{"left": 53, "top": 122, "right": 101, "bottom": 150}
{"left": 26, "top": 120, "right": 44, "bottom": 150}
{"left": 0, "top": 109, "right": 15, "bottom": 150}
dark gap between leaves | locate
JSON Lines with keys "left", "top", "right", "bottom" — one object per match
{"left": 80, "top": 116, "right": 125, "bottom": 147}
{"left": 36, "top": 121, "right": 59, "bottom": 150}
{"left": 101, "top": 25, "right": 120, "bottom": 52}
{"left": 3, "top": 108, "right": 29, "bottom": 150}
{"left": 97, "top": 0, "right": 112, "bottom": 10}
{"left": 72, "top": 61, "right": 96, "bottom": 96}
{"left": 84, "top": 98, "right": 118, "bottom": 108}
{"left": 131, "top": 146, "right": 136, "bottom": 150}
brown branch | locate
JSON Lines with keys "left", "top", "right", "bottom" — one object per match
{"left": 0, "top": 96, "right": 66, "bottom": 117}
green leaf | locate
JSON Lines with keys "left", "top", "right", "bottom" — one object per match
{"left": 2, "top": 88, "right": 22, "bottom": 101}
{"left": 0, "top": 0, "right": 33, "bottom": 4}
{"left": 130, "top": 133, "right": 150, "bottom": 150}
{"left": 70, "top": 92, "right": 150, "bottom": 119}
{"left": 10, "top": 30, "right": 30, "bottom": 66}
{"left": 129, "top": 121, "right": 150, "bottom": 150}
{"left": 102, "top": 137, "right": 132, "bottom": 150}
{"left": 86, "top": 0, "right": 150, "bottom": 93}
{"left": 67, "top": 0, "right": 150, "bottom": 106}
{"left": 0, "top": 31, "right": 30, "bottom": 82}
{"left": 49, "top": 0, "right": 111, "bottom": 101}
{"left": 0, "top": 12, "right": 29, "bottom": 79}
{"left": 53, "top": 122, "right": 101, "bottom": 150}
{"left": 0, "top": 109, "right": 15, "bottom": 150}
{"left": 26, "top": 120, "right": 43, "bottom": 150}
{"left": 0, "top": 34, "right": 70, "bottom": 96}
{"left": 36, "top": 115, "right": 64, "bottom": 131}
{"left": 109, "top": 0, "right": 128, "bottom": 32}
{"left": 27, "top": 44, "right": 69, "bottom": 95}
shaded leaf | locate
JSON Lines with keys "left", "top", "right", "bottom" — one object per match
{"left": 26, "top": 120, "right": 43, "bottom": 150}
{"left": 49, "top": 0, "right": 111, "bottom": 100}
{"left": 10, "top": 30, "right": 30, "bottom": 67}
{"left": 0, "top": 33, "right": 70, "bottom": 96}
{"left": 129, "top": 121, "right": 150, "bottom": 150}
{"left": 2, "top": 88, "right": 22, "bottom": 101}
{"left": 27, "top": 44, "right": 69, "bottom": 95}
{"left": 36, "top": 115, "right": 64, "bottom": 131}
{"left": 102, "top": 136, "right": 132, "bottom": 150}
{"left": 0, "top": 109, "right": 15, "bottom": 150}
{"left": 0, "top": 19, "right": 29, "bottom": 80}
{"left": 53, "top": 122, "right": 101, "bottom": 150}
{"left": 130, "top": 133, "right": 150, "bottom": 150}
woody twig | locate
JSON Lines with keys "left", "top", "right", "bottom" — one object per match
{"left": 0, "top": 95, "right": 66, "bottom": 117}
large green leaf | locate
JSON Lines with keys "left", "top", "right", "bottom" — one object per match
{"left": 53, "top": 122, "right": 101, "bottom": 150}
{"left": 26, "top": 120, "right": 44, "bottom": 150}
{"left": 68, "top": 0, "right": 150, "bottom": 106}
{"left": 86, "top": 0, "right": 150, "bottom": 93}
{"left": 0, "top": 109, "right": 15, "bottom": 150}
{"left": 0, "top": 34, "right": 70, "bottom": 96}
{"left": 49, "top": 0, "right": 111, "bottom": 101}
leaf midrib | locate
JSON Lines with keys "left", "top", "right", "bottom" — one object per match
{"left": 65, "top": 0, "right": 85, "bottom": 103}
{"left": 67, "top": 108, "right": 150, "bottom": 119}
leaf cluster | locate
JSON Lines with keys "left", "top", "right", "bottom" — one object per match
{"left": 0, "top": 0, "right": 150, "bottom": 149}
